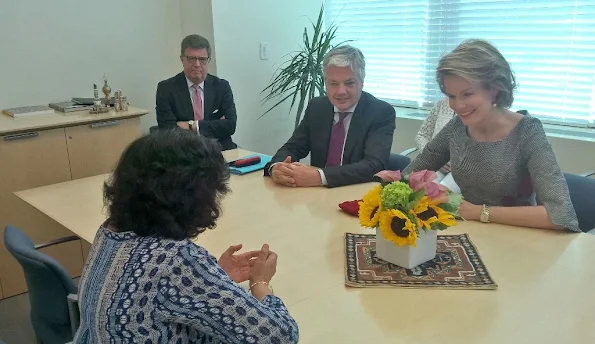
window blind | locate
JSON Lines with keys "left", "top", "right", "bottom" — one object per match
{"left": 326, "top": 0, "right": 595, "bottom": 127}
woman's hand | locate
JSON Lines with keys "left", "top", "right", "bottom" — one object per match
{"left": 439, "top": 161, "right": 452, "bottom": 174}
{"left": 249, "top": 244, "right": 277, "bottom": 285}
{"left": 218, "top": 244, "right": 259, "bottom": 283}
{"left": 458, "top": 200, "right": 482, "bottom": 221}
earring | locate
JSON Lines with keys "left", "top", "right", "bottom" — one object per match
{"left": 492, "top": 103, "right": 497, "bottom": 108}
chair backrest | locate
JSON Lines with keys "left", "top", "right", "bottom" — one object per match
{"left": 3, "top": 225, "right": 77, "bottom": 344}
{"left": 564, "top": 173, "right": 595, "bottom": 232}
{"left": 388, "top": 153, "right": 411, "bottom": 172}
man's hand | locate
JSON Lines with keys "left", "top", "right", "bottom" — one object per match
{"left": 176, "top": 121, "right": 196, "bottom": 131}
{"left": 290, "top": 163, "right": 322, "bottom": 187}
{"left": 271, "top": 156, "right": 296, "bottom": 187}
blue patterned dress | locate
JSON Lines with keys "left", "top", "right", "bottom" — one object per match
{"left": 74, "top": 224, "right": 299, "bottom": 343}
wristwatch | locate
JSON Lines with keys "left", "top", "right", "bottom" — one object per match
{"left": 480, "top": 204, "right": 490, "bottom": 223}
{"left": 188, "top": 120, "right": 194, "bottom": 131}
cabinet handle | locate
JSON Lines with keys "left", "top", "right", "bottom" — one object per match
{"left": 4, "top": 132, "right": 39, "bottom": 141}
{"left": 90, "top": 120, "right": 119, "bottom": 129}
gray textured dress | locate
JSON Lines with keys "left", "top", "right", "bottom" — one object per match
{"left": 403, "top": 115, "right": 580, "bottom": 232}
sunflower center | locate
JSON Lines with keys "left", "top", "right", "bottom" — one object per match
{"left": 390, "top": 217, "right": 410, "bottom": 238}
{"left": 418, "top": 207, "right": 438, "bottom": 221}
{"left": 370, "top": 206, "right": 379, "bottom": 220}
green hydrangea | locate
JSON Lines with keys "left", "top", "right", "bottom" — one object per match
{"left": 381, "top": 182, "right": 413, "bottom": 210}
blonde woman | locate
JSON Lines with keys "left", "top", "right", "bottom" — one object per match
{"left": 403, "top": 39, "right": 579, "bottom": 231}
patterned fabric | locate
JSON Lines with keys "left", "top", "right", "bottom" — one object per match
{"left": 74, "top": 225, "right": 299, "bottom": 343}
{"left": 414, "top": 97, "right": 455, "bottom": 151}
{"left": 344, "top": 233, "right": 498, "bottom": 289}
{"left": 403, "top": 114, "right": 580, "bottom": 232}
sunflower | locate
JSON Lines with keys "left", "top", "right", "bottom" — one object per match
{"left": 358, "top": 185, "right": 383, "bottom": 227}
{"left": 412, "top": 196, "right": 456, "bottom": 229}
{"left": 379, "top": 209, "right": 418, "bottom": 247}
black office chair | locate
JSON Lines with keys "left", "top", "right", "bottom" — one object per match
{"left": 387, "top": 148, "right": 418, "bottom": 171}
{"left": 4, "top": 225, "right": 80, "bottom": 344}
{"left": 563, "top": 172, "right": 595, "bottom": 233}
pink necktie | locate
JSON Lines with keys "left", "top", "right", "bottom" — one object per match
{"left": 326, "top": 112, "right": 349, "bottom": 167}
{"left": 192, "top": 85, "right": 203, "bottom": 120}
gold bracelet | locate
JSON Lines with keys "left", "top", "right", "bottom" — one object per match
{"left": 249, "top": 281, "right": 273, "bottom": 293}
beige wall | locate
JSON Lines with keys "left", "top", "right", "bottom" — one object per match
{"left": 8, "top": 0, "right": 586, "bottom": 173}
{"left": 0, "top": 0, "right": 185, "bottom": 134}
{"left": 211, "top": 0, "right": 323, "bottom": 155}
{"left": 179, "top": 0, "right": 217, "bottom": 75}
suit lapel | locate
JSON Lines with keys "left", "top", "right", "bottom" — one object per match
{"left": 203, "top": 75, "right": 213, "bottom": 119}
{"left": 342, "top": 93, "right": 368, "bottom": 164}
{"left": 176, "top": 73, "right": 194, "bottom": 119}
{"left": 316, "top": 100, "right": 334, "bottom": 167}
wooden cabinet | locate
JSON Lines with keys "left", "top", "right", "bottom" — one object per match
{"left": 0, "top": 110, "right": 146, "bottom": 298}
{"left": 0, "top": 128, "right": 78, "bottom": 297}
{"left": 65, "top": 117, "right": 141, "bottom": 179}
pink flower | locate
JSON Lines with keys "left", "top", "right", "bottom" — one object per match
{"left": 374, "top": 170, "right": 402, "bottom": 182}
{"left": 408, "top": 170, "right": 447, "bottom": 201}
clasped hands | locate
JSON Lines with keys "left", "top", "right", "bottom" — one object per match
{"left": 270, "top": 156, "right": 322, "bottom": 187}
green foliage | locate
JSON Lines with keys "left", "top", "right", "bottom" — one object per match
{"left": 260, "top": 5, "right": 350, "bottom": 128}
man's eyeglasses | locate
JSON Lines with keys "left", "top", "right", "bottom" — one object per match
{"left": 185, "top": 56, "right": 210, "bottom": 65}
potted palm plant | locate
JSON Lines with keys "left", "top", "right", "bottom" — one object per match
{"left": 260, "top": 5, "right": 349, "bottom": 129}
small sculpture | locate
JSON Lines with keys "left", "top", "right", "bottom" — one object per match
{"left": 114, "top": 90, "right": 122, "bottom": 111}
{"left": 102, "top": 74, "right": 112, "bottom": 107}
{"left": 121, "top": 95, "right": 129, "bottom": 111}
{"left": 90, "top": 82, "right": 109, "bottom": 114}
{"left": 114, "top": 90, "right": 129, "bottom": 112}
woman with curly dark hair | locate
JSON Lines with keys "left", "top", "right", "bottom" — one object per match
{"left": 74, "top": 130, "right": 299, "bottom": 344}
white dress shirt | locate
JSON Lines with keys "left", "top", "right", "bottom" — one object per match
{"left": 186, "top": 77, "right": 204, "bottom": 134}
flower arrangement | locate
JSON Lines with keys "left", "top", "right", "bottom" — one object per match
{"left": 359, "top": 170, "right": 462, "bottom": 247}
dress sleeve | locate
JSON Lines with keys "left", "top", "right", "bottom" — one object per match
{"left": 522, "top": 117, "right": 580, "bottom": 232}
{"left": 156, "top": 244, "right": 299, "bottom": 343}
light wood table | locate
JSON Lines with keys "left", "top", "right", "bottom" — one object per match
{"left": 15, "top": 149, "right": 595, "bottom": 344}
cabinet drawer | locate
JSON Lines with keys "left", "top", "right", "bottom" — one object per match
{"left": 65, "top": 117, "right": 141, "bottom": 180}
{"left": 0, "top": 128, "right": 72, "bottom": 192}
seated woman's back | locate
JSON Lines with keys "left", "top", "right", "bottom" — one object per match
{"left": 74, "top": 130, "right": 299, "bottom": 343}
{"left": 77, "top": 225, "right": 297, "bottom": 343}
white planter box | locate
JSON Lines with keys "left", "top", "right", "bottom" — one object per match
{"left": 375, "top": 228, "right": 437, "bottom": 269}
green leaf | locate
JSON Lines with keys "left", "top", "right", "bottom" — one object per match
{"left": 408, "top": 190, "right": 426, "bottom": 203}
{"left": 430, "top": 222, "right": 447, "bottom": 231}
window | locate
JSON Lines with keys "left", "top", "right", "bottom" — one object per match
{"left": 325, "top": 0, "right": 595, "bottom": 127}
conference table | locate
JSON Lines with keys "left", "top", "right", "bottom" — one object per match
{"left": 15, "top": 149, "right": 595, "bottom": 343}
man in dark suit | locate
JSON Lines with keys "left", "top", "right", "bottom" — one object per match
{"left": 265, "top": 45, "right": 396, "bottom": 188}
{"left": 156, "top": 34, "right": 237, "bottom": 150}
